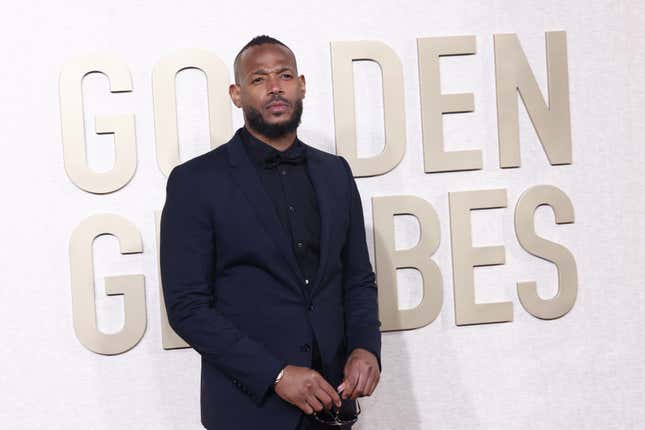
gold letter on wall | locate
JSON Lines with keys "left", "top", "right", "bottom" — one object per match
{"left": 153, "top": 49, "right": 233, "bottom": 176}
{"left": 373, "top": 195, "right": 442, "bottom": 331}
{"left": 449, "top": 189, "right": 512, "bottom": 325}
{"left": 59, "top": 54, "right": 136, "bottom": 194}
{"left": 331, "top": 41, "right": 406, "bottom": 177}
{"left": 417, "top": 36, "right": 482, "bottom": 172}
{"left": 494, "top": 31, "right": 572, "bottom": 168}
{"left": 69, "top": 214, "right": 146, "bottom": 354}
{"left": 515, "top": 185, "right": 577, "bottom": 319}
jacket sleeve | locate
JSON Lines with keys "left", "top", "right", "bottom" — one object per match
{"left": 160, "top": 164, "right": 285, "bottom": 406}
{"left": 338, "top": 156, "right": 383, "bottom": 372}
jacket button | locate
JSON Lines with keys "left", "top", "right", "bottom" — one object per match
{"left": 300, "top": 344, "right": 311, "bottom": 352}
{"left": 308, "top": 303, "right": 314, "bottom": 311}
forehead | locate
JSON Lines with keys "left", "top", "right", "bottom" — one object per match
{"left": 239, "top": 43, "right": 297, "bottom": 75}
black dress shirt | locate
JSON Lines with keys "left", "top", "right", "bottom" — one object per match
{"left": 240, "top": 126, "right": 324, "bottom": 372}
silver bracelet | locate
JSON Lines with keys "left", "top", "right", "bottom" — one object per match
{"left": 274, "top": 367, "right": 285, "bottom": 386}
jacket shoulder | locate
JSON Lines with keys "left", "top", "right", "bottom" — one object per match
{"left": 305, "top": 143, "right": 336, "bottom": 160}
{"left": 304, "top": 143, "right": 357, "bottom": 186}
{"left": 304, "top": 143, "right": 348, "bottom": 170}
{"left": 168, "top": 142, "right": 229, "bottom": 181}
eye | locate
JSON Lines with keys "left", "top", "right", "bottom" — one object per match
{"left": 251, "top": 77, "right": 263, "bottom": 84}
{"left": 281, "top": 73, "right": 293, "bottom": 79}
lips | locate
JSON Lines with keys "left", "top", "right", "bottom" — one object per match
{"left": 266, "top": 100, "right": 290, "bottom": 113}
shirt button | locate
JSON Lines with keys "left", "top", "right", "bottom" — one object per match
{"left": 281, "top": 169, "right": 287, "bottom": 176}
{"left": 304, "top": 279, "right": 309, "bottom": 286}
{"left": 296, "top": 241, "right": 303, "bottom": 248}
{"left": 288, "top": 205, "right": 295, "bottom": 212}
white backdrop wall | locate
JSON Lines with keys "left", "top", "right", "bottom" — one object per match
{"left": 1, "top": 0, "right": 644, "bottom": 429}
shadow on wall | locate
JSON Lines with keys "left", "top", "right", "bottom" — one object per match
{"left": 355, "top": 331, "right": 422, "bottom": 430}
{"left": 351, "top": 215, "right": 481, "bottom": 429}
{"left": 352, "top": 226, "right": 421, "bottom": 430}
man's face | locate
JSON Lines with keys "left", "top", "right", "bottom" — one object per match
{"left": 229, "top": 43, "right": 306, "bottom": 138}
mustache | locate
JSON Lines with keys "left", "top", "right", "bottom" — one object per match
{"left": 266, "top": 96, "right": 291, "bottom": 107}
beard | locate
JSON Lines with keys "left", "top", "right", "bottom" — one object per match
{"left": 244, "top": 98, "right": 303, "bottom": 139}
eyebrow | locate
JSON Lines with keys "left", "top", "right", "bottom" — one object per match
{"left": 249, "top": 67, "right": 294, "bottom": 76}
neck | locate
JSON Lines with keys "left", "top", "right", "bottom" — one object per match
{"left": 244, "top": 125, "right": 297, "bottom": 152}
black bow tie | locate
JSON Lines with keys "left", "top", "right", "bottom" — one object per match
{"left": 263, "top": 145, "right": 306, "bottom": 169}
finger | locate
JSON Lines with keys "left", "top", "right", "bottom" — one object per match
{"left": 341, "top": 359, "right": 354, "bottom": 389}
{"left": 299, "top": 400, "right": 314, "bottom": 415}
{"left": 311, "top": 375, "right": 334, "bottom": 410}
{"left": 344, "top": 371, "right": 360, "bottom": 400}
{"left": 359, "top": 371, "right": 373, "bottom": 398}
{"left": 365, "top": 373, "right": 377, "bottom": 396}
{"left": 364, "top": 371, "right": 378, "bottom": 396}
{"left": 368, "top": 372, "right": 381, "bottom": 396}
{"left": 340, "top": 375, "right": 353, "bottom": 399}
{"left": 342, "top": 362, "right": 360, "bottom": 399}
{"left": 314, "top": 386, "right": 334, "bottom": 410}
{"left": 352, "top": 369, "right": 368, "bottom": 400}
{"left": 317, "top": 378, "right": 342, "bottom": 408}
{"left": 306, "top": 394, "right": 325, "bottom": 413}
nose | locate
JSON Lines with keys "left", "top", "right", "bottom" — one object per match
{"left": 267, "top": 74, "right": 283, "bottom": 95}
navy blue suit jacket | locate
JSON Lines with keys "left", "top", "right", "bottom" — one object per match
{"left": 160, "top": 128, "right": 382, "bottom": 430}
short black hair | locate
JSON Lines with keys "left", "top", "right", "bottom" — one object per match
{"left": 233, "top": 35, "right": 297, "bottom": 84}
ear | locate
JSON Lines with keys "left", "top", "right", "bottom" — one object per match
{"left": 298, "top": 75, "right": 306, "bottom": 99}
{"left": 229, "top": 83, "right": 242, "bottom": 108}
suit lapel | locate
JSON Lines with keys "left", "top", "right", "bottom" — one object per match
{"left": 226, "top": 130, "right": 306, "bottom": 299}
{"left": 305, "top": 146, "right": 332, "bottom": 296}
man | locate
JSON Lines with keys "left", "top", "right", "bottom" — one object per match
{"left": 160, "top": 35, "right": 382, "bottom": 430}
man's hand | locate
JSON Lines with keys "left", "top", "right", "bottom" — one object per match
{"left": 273, "top": 365, "right": 342, "bottom": 415}
{"left": 337, "top": 348, "right": 380, "bottom": 400}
